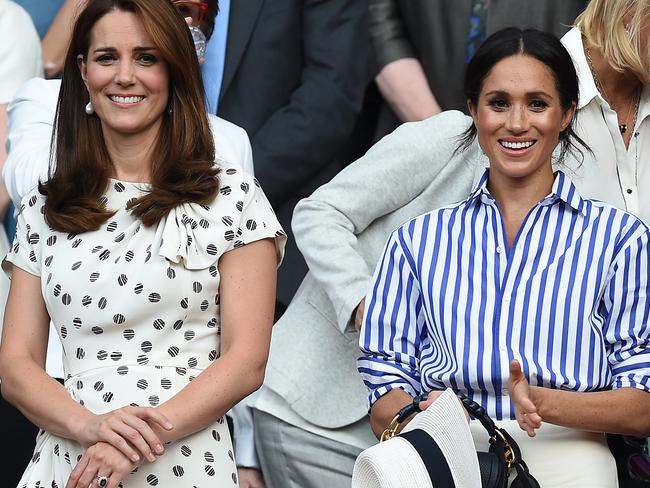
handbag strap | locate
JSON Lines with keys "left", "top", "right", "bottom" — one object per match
{"left": 457, "top": 393, "right": 526, "bottom": 472}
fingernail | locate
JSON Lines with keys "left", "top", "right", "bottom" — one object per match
{"left": 132, "top": 454, "right": 140, "bottom": 462}
{"left": 156, "top": 443, "right": 164, "bottom": 453}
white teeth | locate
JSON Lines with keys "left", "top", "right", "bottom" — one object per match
{"left": 500, "top": 140, "right": 534, "bottom": 149}
{"left": 109, "top": 95, "right": 144, "bottom": 104}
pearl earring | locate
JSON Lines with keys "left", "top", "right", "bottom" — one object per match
{"left": 85, "top": 101, "right": 94, "bottom": 115}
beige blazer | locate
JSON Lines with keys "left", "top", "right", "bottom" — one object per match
{"left": 262, "top": 111, "right": 485, "bottom": 430}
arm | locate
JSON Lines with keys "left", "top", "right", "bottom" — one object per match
{"left": 0, "top": 267, "right": 170, "bottom": 462}
{"left": 375, "top": 59, "right": 441, "bottom": 122}
{"left": 41, "top": 0, "right": 88, "bottom": 78}
{"left": 369, "top": 0, "right": 440, "bottom": 121}
{"left": 511, "top": 362, "right": 650, "bottom": 438}
{"left": 3, "top": 78, "right": 58, "bottom": 207}
{"left": 252, "top": 0, "right": 368, "bottom": 207}
{"left": 511, "top": 228, "right": 650, "bottom": 437}
{"left": 293, "top": 111, "right": 475, "bottom": 333}
{"left": 149, "top": 238, "right": 277, "bottom": 443}
{"left": 357, "top": 227, "right": 426, "bottom": 437}
{"left": 0, "top": 104, "right": 10, "bottom": 219}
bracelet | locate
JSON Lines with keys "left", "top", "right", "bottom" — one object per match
{"left": 380, "top": 392, "right": 429, "bottom": 442}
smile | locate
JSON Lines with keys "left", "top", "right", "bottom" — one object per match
{"left": 499, "top": 140, "right": 536, "bottom": 150}
{"left": 109, "top": 95, "right": 145, "bottom": 104}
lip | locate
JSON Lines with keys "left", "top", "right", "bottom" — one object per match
{"left": 498, "top": 138, "right": 537, "bottom": 157}
{"left": 107, "top": 94, "right": 146, "bottom": 107}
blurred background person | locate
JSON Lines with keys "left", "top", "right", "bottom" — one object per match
{"left": 14, "top": 0, "right": 65, "bottom": 39}
{"left": 0, "top": 1, "right": 42, "bottom": 485}
{"left": 205, "top": 1, "right": 369, "bottom": 319}
{"left": 369, "top": 0, "right": 588, "bottom": 137}
{"left": 563, "top": 0, "right": 650, "bottom": 223}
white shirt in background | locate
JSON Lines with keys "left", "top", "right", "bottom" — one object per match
{"left": 561, "top": 27, "right": 650, "bottom": 226}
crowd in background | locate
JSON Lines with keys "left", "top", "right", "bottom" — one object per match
{"left": 0, "top": 0, "right": 649, "bottom": 487}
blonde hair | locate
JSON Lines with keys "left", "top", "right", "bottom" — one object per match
{"left": 576, "top": 0, "right": 650, "bottom": 83}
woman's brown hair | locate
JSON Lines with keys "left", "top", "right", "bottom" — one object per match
{"left": 39, "top": 0, "right": 219, "bottom": 233}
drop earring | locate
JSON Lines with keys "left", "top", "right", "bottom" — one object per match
{"left": 85, "top": 101, "right": 94, "bottom": 115}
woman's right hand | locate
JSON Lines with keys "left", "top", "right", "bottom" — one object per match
{"left": 74, "top": 406, "right": 173, "bottom": 463}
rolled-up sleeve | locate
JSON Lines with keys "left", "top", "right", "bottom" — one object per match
{"left": 603, "top": 224, "right": 650, "bottom": 392}
{"left": 357, "top": 224, "right": 426, "bottom": 409}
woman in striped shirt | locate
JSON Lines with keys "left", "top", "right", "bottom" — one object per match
{"left": 359, "top": 28, "right": 650, "bottom": 486}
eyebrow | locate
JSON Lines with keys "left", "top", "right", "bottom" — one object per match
{"left": 484, "top": 90, "right": 552, "bottom": 98}
{"left": 92, "top": 46, "right": 158, "bottom": 54}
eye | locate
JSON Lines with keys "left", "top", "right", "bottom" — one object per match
{"left": 95, "top": 54, "right": 115, "bottom": 64}
{"left": 488, "top": 98, "right": 508, "bottom": 110}
{"left": 137, "top": 53, "right": 158, "bottom": 65}
{"left": 529, "top": 99, "right": 548, "bottom": 110}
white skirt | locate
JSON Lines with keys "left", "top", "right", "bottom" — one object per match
{"left": 470, "top": 420, "right": 618, "bottom": 487}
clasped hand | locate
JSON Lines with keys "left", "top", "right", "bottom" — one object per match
{"left": 67, "top": 406, "right": 173, "bottom": 487}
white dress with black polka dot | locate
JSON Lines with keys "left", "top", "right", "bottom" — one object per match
{"left": 6, "top": 165, "right": 286, "bottom": 488}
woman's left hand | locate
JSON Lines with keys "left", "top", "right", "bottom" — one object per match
{"left": 509, "top": 360, "right": 543, "bottom": 437}
{"left": 65, "top": 441, "right": 142, "bottom": 488}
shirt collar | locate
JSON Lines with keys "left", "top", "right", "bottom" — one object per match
{"left": 469, "top": 169, "right": 587, "bottom": 216}
{"left": 561, "top": 27, "right": 600, "bottom": 110}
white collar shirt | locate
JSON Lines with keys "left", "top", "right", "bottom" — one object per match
{"left": 561, "top": 27, "right": 650, "bottom": 224}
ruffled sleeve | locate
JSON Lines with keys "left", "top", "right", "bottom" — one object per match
{"left": 3, "top": 190, "right": 45, "bottom": 277}
{"left": 158, "top": 166, "right": 286, "bottom": 269}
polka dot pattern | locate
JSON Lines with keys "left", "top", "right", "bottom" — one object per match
{"left": 7, "top": 165, "right": 285, "bottom": 487}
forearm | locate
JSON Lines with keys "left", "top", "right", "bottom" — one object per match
{"left": 369, "top": 388, "right": 413, "bottom": 438}
{"left": 151, "top": 347, "right": 267, "bottom": 444}
{"left": 533, "top": 386, "right": 650, "bottom": 437}
{"left": 0, "top": 358, "right": 93, "bottom": 442}
{"left": 41, "top": 0, "right": 88, "bottom": 77}
{"left": 375, "top": 58, "right": 441, "bottom": 122}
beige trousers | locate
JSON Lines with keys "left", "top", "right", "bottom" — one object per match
{"left": 470, "top": 420, "right": 618, "bottom": 487}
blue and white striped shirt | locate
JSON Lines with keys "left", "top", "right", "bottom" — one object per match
{"left": 358, "top": 170, "right": 650, "bottom": 420}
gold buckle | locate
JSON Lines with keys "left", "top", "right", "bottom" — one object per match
{"left": 380, "top": 414, "right": 401, "bottom": 442}
{"left": 490, "top": 429, "right": 515, "bottom": 469}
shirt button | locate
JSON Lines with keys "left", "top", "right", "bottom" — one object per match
{"left": 627, "top": 188, "right": 633, "bottom": 194}
{"left": 503, "top": 294, "right": 511, "bottom": 302}
{"left": 496, "top": 246, "right": 503, "bottom": 254}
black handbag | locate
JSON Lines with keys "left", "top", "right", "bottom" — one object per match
{"left": 457, "top": 392, "right": 540, "bottom": 488}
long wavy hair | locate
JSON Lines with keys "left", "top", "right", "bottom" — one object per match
{"left": 39, "top": 0, "right": 218, "bottom": 233}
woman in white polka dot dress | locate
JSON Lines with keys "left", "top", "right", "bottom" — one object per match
{"left": 0, "top": 1, "right": 285, "bottom": 487}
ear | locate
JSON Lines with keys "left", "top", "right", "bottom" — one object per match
{"left": 560, "top": 101, "right": 577, "bottom": 132}
{"left": 77, "top": 54, "right": 89, "bottom": 90}
{"left": 467, "top": 100, "right": 479, "bottom": 123}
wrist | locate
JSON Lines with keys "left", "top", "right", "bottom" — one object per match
{"left": 68, "top": 409, "right": 95, "bottom": 444}
{"left": 529, "top": 386, "right": 546, "bottom": 416}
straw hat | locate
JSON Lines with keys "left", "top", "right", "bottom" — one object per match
{"left": 352, "top": 388, "right": 481, "bottom": 488}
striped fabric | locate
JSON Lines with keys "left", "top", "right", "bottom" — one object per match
{"left": 358, "top": 170, "right": 650, "bottom": 420}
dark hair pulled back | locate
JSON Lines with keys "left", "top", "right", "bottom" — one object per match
{"left": 457, "top": 27, "right": 590, "bottom": 163}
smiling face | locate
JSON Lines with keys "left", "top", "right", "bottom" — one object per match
{"left": 468, "top": 54, "right": 575, "bottom": 185}
{"left": 78, "top": 9, "right": 170, "bottom": 140}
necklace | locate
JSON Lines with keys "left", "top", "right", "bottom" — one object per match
{"left": 585, "top": 47, "right": 641, "bottom": 134}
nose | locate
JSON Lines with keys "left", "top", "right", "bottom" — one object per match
{"left": 114, "top": 60, "right": 135, "bottom": 86}
{"left": 505, "top": 104, "right": 529, "bottom": 133}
